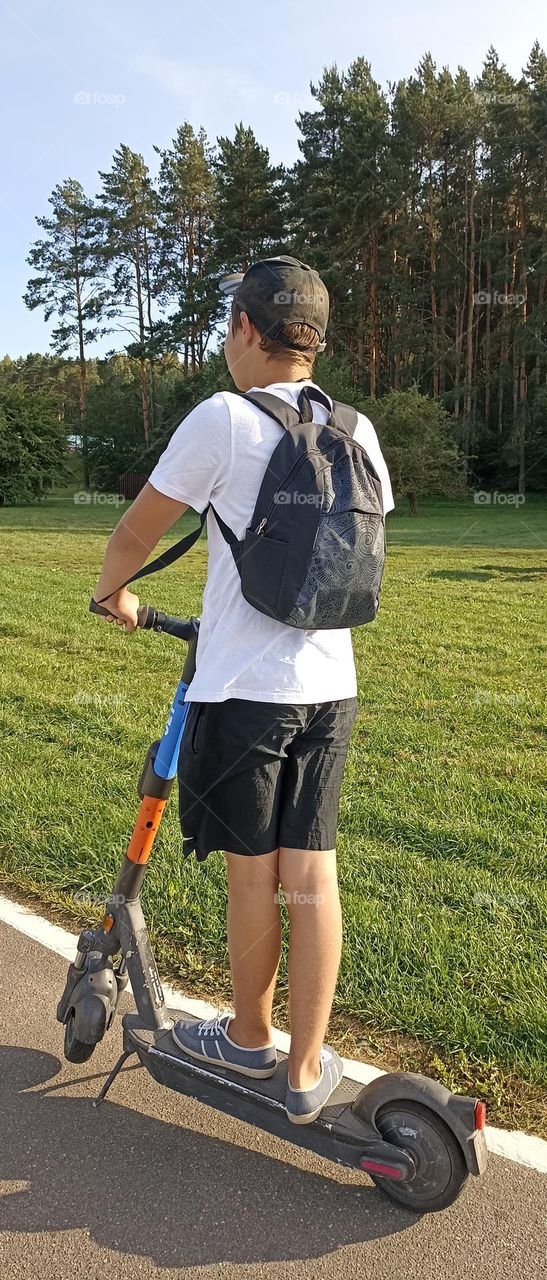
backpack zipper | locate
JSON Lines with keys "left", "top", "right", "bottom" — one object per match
{"left": 254, "top": 450, "right": 329, "bottom": 536}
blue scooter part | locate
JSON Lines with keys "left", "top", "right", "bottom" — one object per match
{"left": 153, "top": 678, "right": 191, "bottom": 779}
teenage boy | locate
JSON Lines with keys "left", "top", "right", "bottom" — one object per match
{"left": 92, "top": 256, "right": 394, "bottom": 1124}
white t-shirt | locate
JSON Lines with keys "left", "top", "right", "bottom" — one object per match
{"left": 148, "top": 381, "right": 394, "bottom": 704}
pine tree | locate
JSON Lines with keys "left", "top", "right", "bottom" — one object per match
{"left": 155, "top": 124, "right": 218, "bottom": 374}
{"left": 24, "top": 179, "right": 111, "bottom": 486}
{"left": 292, "top": 66, "right": 353, "bottom": 356}
{"left": 97, "top": 146, "right": 158, "bottom": 444}
{"left": 213, "top": 123, "right": 286, "bottom": 272}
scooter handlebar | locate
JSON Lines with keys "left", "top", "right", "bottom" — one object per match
{"left": 89, "top": 597, "right": 198, "bottom": 642}
{"left": 137, "top": 606, "right": 198, "bottom": 642}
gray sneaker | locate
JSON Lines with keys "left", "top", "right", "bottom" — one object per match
{"left": 285, "top": 1046, "right": 344, "bottom": 1124}
{"left": 172, "top": 1013, "right": 277, "bottom": 1079}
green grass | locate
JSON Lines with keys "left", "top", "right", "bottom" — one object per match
{"left": 0, "top": 490, "right": 546, "bottom": 1116}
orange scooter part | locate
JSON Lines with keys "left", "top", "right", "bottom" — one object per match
{"left": 126, "top": 795, "right": 167, "bottom": 864}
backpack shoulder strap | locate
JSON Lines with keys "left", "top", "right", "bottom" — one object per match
{"left": 297, "top": 384, "right": 331, "bottom": 420}
{"left": 242, "top": 384, "right": 337, "bottom": 429}
{"left": 94, "top": 505, "right": 209, "bottom": 604}
{"left": 241, "top": 390, "right": 302, "bottom": 430}
{"left": 330, "top": 398, "right": 359, "bottom": 437}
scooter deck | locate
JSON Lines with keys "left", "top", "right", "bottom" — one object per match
{"left": 122, "top": 1009, "right": 375, "bottom": 1170}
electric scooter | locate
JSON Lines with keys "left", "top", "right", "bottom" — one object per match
{"left": 56, "top": 600, "right": 488, "bottom": 1214}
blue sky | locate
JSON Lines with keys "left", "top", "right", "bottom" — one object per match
{"left": 0, "top": 0, "right": 544, "bottom": 358}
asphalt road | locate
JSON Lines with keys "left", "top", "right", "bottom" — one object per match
{"left": 1, "top": 918, "right": 546, "bottom": 1280}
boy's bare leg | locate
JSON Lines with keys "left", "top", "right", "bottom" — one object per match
{"left": 279, "top": 847, "right": 342, "bottom": 1089}
{"left": 224, "top": 848, "right": 282, "bottom": 1048}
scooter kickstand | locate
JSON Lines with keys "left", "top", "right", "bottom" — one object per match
{"left": 93, "top": 1048, "right": 136, "bottom": 1107}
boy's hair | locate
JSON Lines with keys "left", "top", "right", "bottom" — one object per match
{"left": 230, "top": 301, "right": 320, "bottom": 373}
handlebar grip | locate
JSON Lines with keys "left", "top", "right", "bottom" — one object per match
{"left": 135, "top": 605, "right": 158, "bottom": 629}
{"left": 89, "top": 597, "right": 198, "bottom": 642}
{"left": 89, "top": 598, "right": 111, "bottom": 618}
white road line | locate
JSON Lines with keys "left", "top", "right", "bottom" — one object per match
{"left": 1, "top": 891, "right": 546, "bottom": 1174}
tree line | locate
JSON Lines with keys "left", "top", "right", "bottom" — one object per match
{"left": 3, "top": 44, "right": 547, "bottom": 502}
{"left": 0, "top": 349, "right": 465, "bottom": 513}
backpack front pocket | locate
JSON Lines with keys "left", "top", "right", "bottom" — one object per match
{"left": 286, "top": 511, "right": 384, "bottom": 628}
{"left": 240, "top": 529, "right": 290, "bottom": 619}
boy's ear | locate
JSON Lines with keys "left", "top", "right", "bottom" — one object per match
{"left": 239, "top": 310, "right": 255, "bottom": 342}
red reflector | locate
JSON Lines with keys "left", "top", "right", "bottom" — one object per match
{"left": 360, "top": 1159, "right": 403, "bottom": 1179}
{"left": 474, "top": 1101, "right": 486, "bottom": 1130}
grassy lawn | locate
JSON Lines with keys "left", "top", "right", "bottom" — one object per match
{"left": 0, "top": 489, "right": 546, "bottom": 1129}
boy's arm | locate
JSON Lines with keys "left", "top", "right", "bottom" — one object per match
{"left": 92, "top": 482, "right": 188, "bottom": 631}
{"left": 93, "top": 391, "right": 230, "bottom": 631}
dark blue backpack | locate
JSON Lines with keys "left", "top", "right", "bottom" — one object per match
{"left": 124, "top": 385, "right": 386, "bottom": 630}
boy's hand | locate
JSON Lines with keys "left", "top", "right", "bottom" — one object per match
{"left": 93, "top": 588, "right": 140, "bottom": 632}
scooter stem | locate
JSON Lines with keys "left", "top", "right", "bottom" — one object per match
{"left": 89, "top": 612, "right": 200, "bottom": 1030}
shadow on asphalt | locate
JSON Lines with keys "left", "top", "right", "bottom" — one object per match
{"left": 0, "top": 1046, "right": 418, "bottom": 1268}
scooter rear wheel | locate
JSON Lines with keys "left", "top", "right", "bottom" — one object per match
{"left": 64, "top": 1012, "right": 97, "bottom": 1063}
{"left": 363, "top": 1099, "right": 468, "bottom": 1213}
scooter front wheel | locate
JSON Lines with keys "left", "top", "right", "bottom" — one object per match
{"left": 362, "top": 1099, "right": 468, "bottom": 1213}
{"left": 64, "top": 1012, "right": 97, "bottom": 1063}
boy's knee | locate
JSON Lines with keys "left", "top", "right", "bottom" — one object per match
{"left": 224, "top": 849, "right": 280, "bottom": 891}
{"left": 278, "top": 847, "right": 338, "bottom": 899}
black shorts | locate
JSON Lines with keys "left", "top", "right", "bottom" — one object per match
{"left": 178, "top": 697, "right": 358, "bottom": 862}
